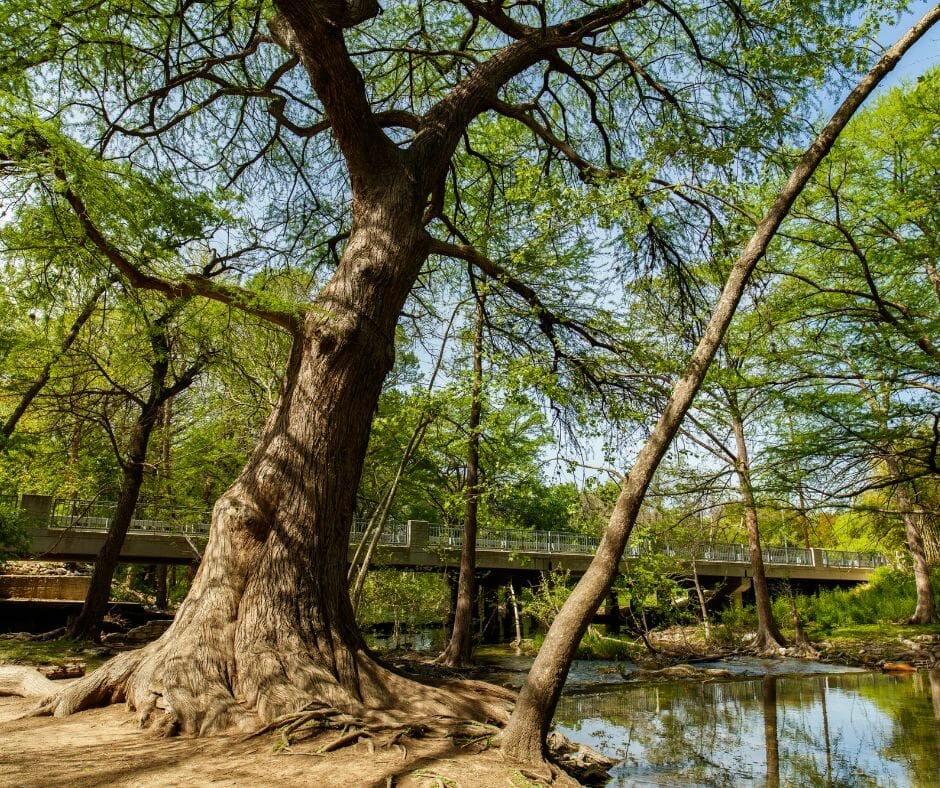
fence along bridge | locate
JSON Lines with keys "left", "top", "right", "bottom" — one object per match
{"left": 14, "top": 495, "right": 886, "bottom": 584}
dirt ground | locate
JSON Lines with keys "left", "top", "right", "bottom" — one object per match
{"left": 0, "top": 693, "right": 543, "bottom": 788}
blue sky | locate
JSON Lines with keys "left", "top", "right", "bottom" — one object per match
{"left": 876, "top": 2, "right": 940, "bottom": 91}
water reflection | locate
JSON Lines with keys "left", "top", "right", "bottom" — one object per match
{"left": 555, "top": 670, "right": 940, "bottom": 787}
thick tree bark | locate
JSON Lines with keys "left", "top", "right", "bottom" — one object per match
{"left": 438, "top": 293, "right": 485, "bottom": 667}
{"left": 498, "top": 17, "right": 938, "bottom": 762}
{"left": 40, "top": 184, "right": 512, "bottom": 734}
{"left": 885, "top": 456, "right": 939, "bottom": 624}
{"left": 729, "top": 401, "right": 786, "bottom": 652}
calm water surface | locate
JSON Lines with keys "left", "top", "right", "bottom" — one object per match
{"left": 554, "top": 669, "right": 940, "bottom": 787}
{"left": 373, "top": 638, "right": 939, "bottom": 785}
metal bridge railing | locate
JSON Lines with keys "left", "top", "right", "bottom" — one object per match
{"left": 818, "top": 549, "right": 887, "bottom": 569}
{"left": 349, "top": 519, "right": 409, "bottom": 546}
{"left": 18, "top": 494, "right": 890, "bottom": 569}
{"left": 426, "top": 523, "right": 888, "bottom": 569}
{"left": 48, "top": 498, "right": 211, "bottom": 536}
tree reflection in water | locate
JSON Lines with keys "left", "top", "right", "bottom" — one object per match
{"left": 553, "top": 668, "right": 940, "bottom": 786}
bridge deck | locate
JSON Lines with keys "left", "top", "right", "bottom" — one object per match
{"left": 23, "top": 514, "right": 886, "bottom": 583}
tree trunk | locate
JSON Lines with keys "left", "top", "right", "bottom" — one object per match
{"left": 155, "top": 564, "right": 168, "bottom": 610}
{"left": 885, "top": 456, "right": 939, "bottom": 624}
{"left": 66, "top": 396, "right": 164, "bottom": 641}
{"left": 438, "top": 293, "right": 485, "bottom": 668}
{"left": 40, "top": 196, "right": 513, "bottom": 734}
{"left": 497, "top": 23, "right": 933, "bottom": 760}
{"left": 691, "top": 560, "right": 711, "bottom": 642}
{"left": 796, "top": 483, "right": 812, "bottom": 550}
{"left": 729, "top": 403, "right": 786, "bottom": 652}
{"left": 605, "top": 586, "right": 621, "bottom": 636}
{"left": 0, "top": 666, "right": 61, "bottom": 698}
{"left": 508, "top": 579, "right": 522, "bottom": 646}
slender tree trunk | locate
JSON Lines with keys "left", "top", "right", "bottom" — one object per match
{"left": 349, "top": 303, "right": 453, "bottom": 609}
{"left": 349, "top": 412, "right": 433, "bottom": 611}
{"left": 729, "top": 402, "right": 786, "bottom": 652}
{"left": 885, "top": 455, "right": 939, "bottom": 624}
{"left": 691, "top": 560, "right": 711, "bottom": 642}
{"left": 66, "top": 305, "right": 204, "bottom": 640}
{"left": 498, "top": 23, "right": 934, "bottom": 761}
{"left": 438, "top": 293, "right": 485, "bottom": 667}
{"left": 508, "top": 579, "right": 522, "bottom": 646}
{"left": 155, "top": 564, "right": 168, "bottom": 610}
{"left": 605, "top": 586, "right": 620, "bottom": 635}
{"left": 66, "top": 399, "right": 163, "bottom": 640}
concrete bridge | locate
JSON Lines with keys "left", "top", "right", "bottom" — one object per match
{"left": 15, "top": 495, "right": 887, "bottom": 585}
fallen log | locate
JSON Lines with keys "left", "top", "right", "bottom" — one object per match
{"left": 0, "top": 665, "right": 62, "bottom": 698}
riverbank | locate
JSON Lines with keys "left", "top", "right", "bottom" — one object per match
{"left": 554, "top": 623, "right": 940, "bottom": 672}
{"left": 0, "top": 693, "right": 547, "bottom": 788}
{"left": 2, "top": 623, "right": 939, "bottom": 787}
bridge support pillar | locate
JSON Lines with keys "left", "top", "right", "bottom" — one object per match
{"left": 730, "top": 577, "right": 752, "bottom": 607}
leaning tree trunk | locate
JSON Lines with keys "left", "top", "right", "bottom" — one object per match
{"left": 39, "top": 194, "right": 512, "bottom": 735}
{"left": 730, "top": 404, "right": 786, "bottom": 652}
{"left": 885, "top": 455, "right": 939, "bottom": 624}
{"left": 438, "top": 293, "right": 485, "bottom": 668}
{"left": 66, "top": 385, "right": 166, "bottom": 641}
{"left": 66, "top": 304, "right": 203, "bottom": 641}
{"left": 498, "top": 19, "right": 937, "bottom": 763}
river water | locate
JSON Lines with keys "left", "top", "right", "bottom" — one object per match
{"left": 372, "top": 636, "right": 940, "bottom": 785}
{"left": 474, "top": 649, "right": 940, "bottom": 787}
{"left": 556, "top": 669, "right": 940, "bottom": 786}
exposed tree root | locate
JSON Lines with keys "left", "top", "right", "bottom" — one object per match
{"left": 26, "top": 622, "right": 516, "bottom": 735}
{"left": 747, "top": 628, "right": 788, "bottom": 657}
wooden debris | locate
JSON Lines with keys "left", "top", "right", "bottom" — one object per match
{"left": 37, "top": 663, "right": 85, "bottom": 680}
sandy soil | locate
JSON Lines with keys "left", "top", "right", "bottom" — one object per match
{"left": 0, "top": 693, "right": 541, "bottom": 788}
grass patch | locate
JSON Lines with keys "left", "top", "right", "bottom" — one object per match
{"left": 807, "top": 622, "right": 940, "bottom": 643}
{"left": 0, "top": 637, "right": 112, "bottom": 670}
{"left": 772, "top": 567, "right": 940, "bottom": 636}
{"left": 575, "top": 629, "right": 636, "bottom": 661}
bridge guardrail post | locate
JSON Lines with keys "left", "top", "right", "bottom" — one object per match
{"left": 407, "top": 520, "right": 429, "bottom": 561}
{"left": 20, "top": 494, "right": 53, "bottom": 526}
{"left": 811, "top": 548, "right": 824, "bottom": 568}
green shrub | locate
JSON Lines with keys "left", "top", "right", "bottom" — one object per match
{"left": 712, "top": 603, "right": 758, "bottom": 645}
{"left": 0, "top": 504, "right": 29, "bottom": 565}
{"left": 784, "top": 567, "right": 940, "bottom": 633}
